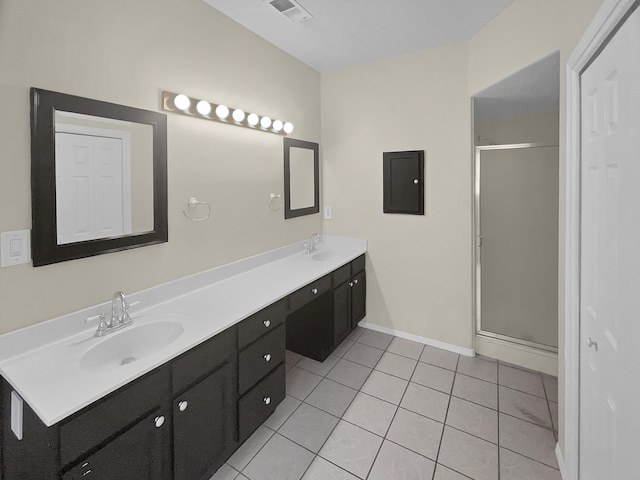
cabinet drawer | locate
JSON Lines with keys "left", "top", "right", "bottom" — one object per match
{"left": 289, "top": 274, "right": 331, "bottom": 312}
{"left": 238, "top": 299, "right": 286, "bottom": 349}
{"left": 172, "top": 326, "right": 236, "bottom": 394}
{"left": 238, "top": 363, "right": 285, "bottom": 441}
{"left": 352, "top": 255, "right": 365, "bottom": 274}
{"left": 239, "top": 324, "right": 285, "bottom": 394}
{"left": 332, "top": 263, "right": 351, "bottom": 287}
{"left": 60, "top": 368, "right": 170, "bottom": 466}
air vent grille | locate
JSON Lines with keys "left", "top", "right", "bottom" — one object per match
{"left": 265, "top": 0, "right": 312, "bottom": 23}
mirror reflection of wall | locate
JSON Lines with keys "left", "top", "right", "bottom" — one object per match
{"left": 54, "top": 112, "right": 154, "bottom": 245}
{"left": 288, "top": 147, "right": 316, "bottom": 210}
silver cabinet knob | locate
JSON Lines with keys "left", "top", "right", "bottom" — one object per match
{"left": 264, "top": 353, "right": 271, "bottom": 362}
{"left": 178, "top": 401, "right": 188, "bottom": 412}
{"left": 311, "top": 288, "right": 318, "bottom": 295}
{"left": 353, "top": 279, "right": 358, "bottom": 285}
{"left": 263, "top": 396, "right": 271, "bottom": 405}
{"left": 263, "top": 319, "right": 271, "bottom": 328}
{"left": 413, "top": 179, "right": 419, "bottom": 184}
{"left": 349, "top": 282, "right": 353, "bottom": 287}
{"left": 154, "top": 416, "right": 165, "bottom": 428}
{"left": 587, "top": 337, "right": 598, "bottom": 351}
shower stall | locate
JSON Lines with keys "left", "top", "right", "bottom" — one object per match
{"left": 475, "top": 143, "right": 559, "bottom": 352}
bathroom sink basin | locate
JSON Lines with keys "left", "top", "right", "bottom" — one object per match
{"left": 312, "top": 251, "right": 338, "bottom": 262}
{"left": 79, "top": 313, "right": 192, "bottom": 371}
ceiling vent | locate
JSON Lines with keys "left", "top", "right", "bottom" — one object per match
{"left": 264, "top": 0, "right": 312, "bottom": 23}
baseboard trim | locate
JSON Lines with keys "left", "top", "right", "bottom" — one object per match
{"left": 556, "top": 443, "right": 566, "bottom": 479}
{"left": 358, "top": 321, "right": 475, "bottom": 357}
{"left": 475, "top": 334, "right": 558, "bottom": 376}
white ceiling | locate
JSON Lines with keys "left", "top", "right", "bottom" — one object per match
{"left": 474, "top": 51, "right": 560, "bottom": 121}
{"left": 202, "top": 0, "right": 517, "bottom": 72}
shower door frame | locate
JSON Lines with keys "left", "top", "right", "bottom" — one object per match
{"left": 474, "top": 142, "right": 559, "bottom": 353}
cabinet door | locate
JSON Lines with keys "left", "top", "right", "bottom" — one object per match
{"left": 383, "top": 150, "right": 424, "bottom": 215}
{"left": 351, "top": 271, "right": 366, "bottom": 328}
{"left": 173, "top": 361, "right": 237, "bottom": 480}
{"left": 61, "top": 408, "right": 170, "bottom": 480}
{"left": 333, "top": 281, "right": 351, "bottom": 346}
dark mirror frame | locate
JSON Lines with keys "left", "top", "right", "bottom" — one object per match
{"left": 283, "top": 137, "right": 320, "bottom": 219}
{"left": 30, "top": 87, "right": 168, "bottom": 267}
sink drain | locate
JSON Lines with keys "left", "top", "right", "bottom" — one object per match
{"left": 121, "top": 356, "right": 136, "bottom": 365}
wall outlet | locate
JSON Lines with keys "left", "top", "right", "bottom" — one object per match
{"left": 1, "top": 230, "right": 31, "bottom": 267}
{"left": 324, "top": 206, "right": 333, "bottom": 220}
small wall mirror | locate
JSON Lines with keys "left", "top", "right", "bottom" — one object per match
{"left": 30, "top": 88, "right": 168, "bottom": 266}
{"left": 284, "top": 138, "right": 319, "bottom": 219}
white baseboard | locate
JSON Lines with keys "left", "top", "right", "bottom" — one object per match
{"left": 475, "top": 335, "right": 558, "bottom": 376}
{"left": 358, "top": 321, "right": 475, "bottom": 357}
{"left": 556, "top": 443, "right": 566, "bottom": 479}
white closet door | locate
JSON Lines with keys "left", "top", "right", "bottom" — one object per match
{"left": 579, "top": 6, "right": 640, "bottom": 479}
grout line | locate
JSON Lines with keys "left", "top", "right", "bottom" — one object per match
{"left": 431, "top": 353, "right": 459, "bottom": 480}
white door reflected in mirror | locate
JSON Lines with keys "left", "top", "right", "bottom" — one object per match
{"left": 54, "top": 112, "right": 154, "bottom": 245}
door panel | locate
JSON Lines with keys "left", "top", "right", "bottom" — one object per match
{"left": 478, "top": 145, "right": 559, "bottom": 347}
{"left": 579, "top": 6, "right": 640, "bottom": 479}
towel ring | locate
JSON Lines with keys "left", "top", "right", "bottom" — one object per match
{"left": 268, "top": 193, "right": 283, "bottom": 211}
{"left": 183, "top": 197, "right": 211, "bottom": 221}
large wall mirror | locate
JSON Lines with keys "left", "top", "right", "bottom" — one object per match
{"left": 284, "top": 138, "right": 319, "bottom": 219}
{"left": 30, "top": 88, "right": 168, "bottom": 266}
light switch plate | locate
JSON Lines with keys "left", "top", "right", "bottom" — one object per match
{"left": 324, "top": 206, "right": 333, "bottom": 220}
{"left": 1, "top": 230, "right": 31, "bottom": 267}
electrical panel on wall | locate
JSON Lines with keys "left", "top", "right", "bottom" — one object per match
{"left": 383, "top": 150, "right": 425, "bottom": 215}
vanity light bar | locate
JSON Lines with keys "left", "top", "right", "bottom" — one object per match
{"left": 161, "top": 91, "right": 294, "bottom": 135}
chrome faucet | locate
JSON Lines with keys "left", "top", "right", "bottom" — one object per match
{"left": 95, "top": 291, "right": 133, "bottom": 336}
{"left": 305, "top": 233, "right": 322, "bottom": 254}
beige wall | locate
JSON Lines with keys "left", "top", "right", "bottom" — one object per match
{"left": 0, "top": 0, "right": 321, "bottom": 335}
{"left": 322, "top": 42, "right": 473, "bottom": 348}
{"left": 322, "top": 0, "right": 603, "bottom": 457}
{"left": 469, "top": 0, "right": 603, "bottom": 456}
{"left": 476, "top": 110, "right": 560, "bottom": 145}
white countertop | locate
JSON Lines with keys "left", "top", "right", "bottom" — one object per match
{"left": 0, "top": 235, "right": 367, "bottom": 426}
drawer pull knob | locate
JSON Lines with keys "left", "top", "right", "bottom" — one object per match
{"left": 178, "top": 401, "right": 189, "bottom": 412}
{"left": 264, "top": 353, "right": 272, "bottom": 362}
{"left": 263, "top": 319, "right": 271, "bottom": 328}
{"left": 154, "top": 416, "right": 165, "bottom": 428}
{"left": 349, "top": 282, "right": 353, "bottom": 287}
{"left": 263, "top": 396, "right": 271, "bottom": 405}
{"left": 311, "top": 288, "right": 318, "bottom": 295}
{"left": 353, "top": 279, "right": 358, "bottom": 285}
{"left": 82, "top": 469, "right": 92, "bottom": 476}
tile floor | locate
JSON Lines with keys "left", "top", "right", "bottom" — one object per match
{"left": 213, "top": 327, "right": 560, "bottom": 480}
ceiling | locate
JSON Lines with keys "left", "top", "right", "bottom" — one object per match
{"left": 202, "top": 0, "right": 518, "bottom": 72}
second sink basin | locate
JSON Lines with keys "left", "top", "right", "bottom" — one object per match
{"left": 312, "top": 250, "right": 338, "bottom": 262}
{"left": 80, "top": 312, "right": 193, "bottom": 371}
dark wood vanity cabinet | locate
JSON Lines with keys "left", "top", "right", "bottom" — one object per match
{"left": 287, "top": 255, "right": 367, "bottom": 361}
{"left": 333, "top": 256, "right": 367, "bottom": 346}
{"left": 61, "top": 407, "right": 171, "bottom": 480}
{"left": 237, "top": 300, "right": 287, "bottom": 442}
{"left": 0, "top": 254, "right": 366, "bottom": 480}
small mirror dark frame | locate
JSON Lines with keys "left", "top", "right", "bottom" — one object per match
{"left": 30, "top": 88, "right": 168, "bottom": 266}
{"left": 283, "top": 138, "right": 320, "bottom": 219}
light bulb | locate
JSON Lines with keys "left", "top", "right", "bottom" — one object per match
{"left": 283, "top": 122, "right": 294, "bottom": 134}
{"left": 174, "top": 94, "right": 190, "bottom": 111}
{"left": 272, "top": 120, "right": 283, "bottom": 132}
{"left": 196, "top": 100, "right": 211, "bottom": 116}
{"left": 232, "top": 109, "right": 245, "bottom": 122}
{"left": 215, "top": 105, "right": 229, "bottom": 119}
{"left": 247, "top": 113, "right": 259, "bottom": 126}
{"left": 260, "top": 116, "right": 272, "bottom": 129}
